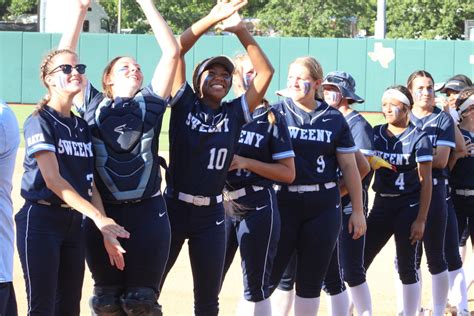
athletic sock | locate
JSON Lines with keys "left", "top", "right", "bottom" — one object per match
{"left": 236, "top": 297, "right": 272, "bottom": 316}
{"left": 294, "top": 295, "right": 320, "bottom": 316}
{"left": 327, "top": 290, "right": 350, "bottom": 316}
{"left": 448, "top": 268, "right": 469, "bottom": 312}
{"left": 431, "top": 270, "right": 449, "bottom": 316}
{"left": 270, "top": 288, "right": 294, "bottom": 316}
{"left": 349, "top": 282, "right": 372, "bottom": 316}
{"left": 402, "top": 282, "right": 421, "bottom": 316}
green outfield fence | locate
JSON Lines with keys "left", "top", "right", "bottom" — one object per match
{"left": 0, "top": 32, "right": 473, "bottom": 112}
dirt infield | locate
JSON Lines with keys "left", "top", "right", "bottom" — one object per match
{"left": 10, "top": 148, "right": 474, "bottom": 315}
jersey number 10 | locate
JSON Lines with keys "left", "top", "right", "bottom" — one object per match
{"left": 207, "top": 148, "right": 228, "bottom": 170}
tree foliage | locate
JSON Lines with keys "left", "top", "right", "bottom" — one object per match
{"left": 99, "top": 0, "right": 270, "bottom": 34}
{"left": 0, "top": 0, "right": 12, "bottom": 19}
{"left": 386, "top": 0, "right": 474, "bottom": 39}
{"left": 3, "top": 0, "right": 472, "bottom": 39}
{"left": 256, "top": 0, "right": 374, "bottom": 37}
{"left": 7, "top": 0, "right": 36, "bottom": 18}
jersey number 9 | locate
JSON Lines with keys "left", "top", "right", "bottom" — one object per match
{"left": 316, "top": 155, "right": 326, "bottom": 173}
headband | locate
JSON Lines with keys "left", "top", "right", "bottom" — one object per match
{"left": 382, "top": 89, "right": 411, "bottom": 106}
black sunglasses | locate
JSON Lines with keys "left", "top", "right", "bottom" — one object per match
{"left": 48, "top": 64, "right": 87, "bottom": 75}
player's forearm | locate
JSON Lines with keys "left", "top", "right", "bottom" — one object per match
{"left": 244, "top": 157, "right": 295, "bottom": 184}
{"left": 338, "top": 153, "right": 363, "bottom": 214}
{"left": 454, "top": 126, "right": 467, "bottom": 153}
{"left": 234, "top": 27, "right": 273, "bottom": 111}
{"left": 45, "top": 175, "right": 105, "bottom": 224}
{"left": 58, "top": 2, "right": 89, "bottom": 51}
{"left": 179, "top": 14, "right": 218, "bottom": 56}
{"left": 417, "top": 162, "right": 432, "bottom": 222}
{"left": 139, "top": 0, "right": 179, "bottom": 59}
{"left": 432, "top": 146, "right": 450, "bottom": 169}
{"left": 235, "top": 27, "right": 274, "bottom": 80}
{"left": 140, "top": 0, "right": 180, "bottom": 98}
{"left": 91, "top": 182, "right": 106, "bottom": 217}
{"left": 356, "top": 151, "right": 371, "bottom": 179}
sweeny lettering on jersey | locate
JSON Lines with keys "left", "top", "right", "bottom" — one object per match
{"left": 373, "top": 151, "right": 410, "bottom": 165}
{"left": 27, "top": 133, "right": 93, "bottom": 157}
{"left": 185, "top": 113, "right": 230, "bottom": 133}
{"left": 238, "top": 130, "right": 264, "bottom": 148}
{"left": 288, "top": 127, "right": 332, "bottom": 143}
{"left": 58, "top": 139, "right": 93, "bottom": 157}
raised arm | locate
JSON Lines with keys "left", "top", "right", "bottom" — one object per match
{"left": 171, "top": 0, "right": 248, "bottom": 96}
{"left": 137, "top": 0, "right": 179, "bottom": 99}
{"left": 58, "top": 0, "right": 90, "bottom": 106}
{"left": 221, "top": 13, "right": 274, "bottom": 112}
{"left": 58, "top": 0, "right": 90, "bottom": 51}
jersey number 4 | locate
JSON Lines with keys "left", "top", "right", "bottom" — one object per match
{"left": 207, "top": 148, "right": 228, "bottom": 170}
{"left": 395, "top": 173, "right": 405, "bottom": 190}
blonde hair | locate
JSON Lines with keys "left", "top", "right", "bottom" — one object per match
{"left": 36, "top": 49, "right": 77, "bottom": 114}
{"left": 290, "top": 56, "right": 324, "bottom": 81}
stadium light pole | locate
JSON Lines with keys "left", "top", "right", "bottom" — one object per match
{"left": 117, "top": 0, "right": 122, "bottom": 34}
{"left": 374, "top": 0, "right": 386, "bottom": 39}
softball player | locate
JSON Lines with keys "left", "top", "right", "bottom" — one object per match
{"left": 15, "top": 47, "right": 129, "bottom": 315}
{"left": 0, "top": 100, "right": 19, "bottom": 316}
{"left": 58, "top": 0, "right": 179, "bottom": 314}
{"left": 407, "top": 70, "right": 461, "bottom": 316}
{"left": 267, "top": 56, "right": 365, "bottom": 315}
{"left": 363, "top": 85, "right": 433, "bottom": 316}
{"left": 436, "top": 75, "right": 473, "bottom": 124}
{"left": 159, "top": 3, "right": 274, "bottom": 315}
{"left": 321, "top": 71, "right": 373, "bottom": 316}
{"left": 221, "top": 54, "right": 295, "bottom": 315}
{"left": 448, "top": 87, "right": 474, "bottom": 314}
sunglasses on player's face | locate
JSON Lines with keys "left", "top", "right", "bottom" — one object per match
{"left": 48, "top": 64, "right": 87, "bottom": 75}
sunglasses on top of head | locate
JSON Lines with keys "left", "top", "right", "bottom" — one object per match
{"left": 48, "top": 64, "right": 87, "bottom": 75}
{"left": 325, "top": 76, "right": 346, "bottom": 84}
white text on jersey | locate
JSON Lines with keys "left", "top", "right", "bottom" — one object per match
{"left": 238, "top": 130, "right": 264, "bottom": 148}
{"left": 27, "top": 133, "right": 45, "bottom": 147}
{"left": 374, "top": 150, "right": 410, "bottom": 165}
{"left": 57, "top": 139, "right": 93, "bottom": 157}
{"left": 288, "top": 127, "right": 332, "bottom": 143}
{"left": 185, "top": 113, "right": 230, "bottom": 133}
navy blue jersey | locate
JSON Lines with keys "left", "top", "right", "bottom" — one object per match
{"left": 21, "top": 105, "right": 94, "bottom": 204}
{"left": 272, "top": 98, "right": 356, "bottom": 184}
{"left": 225, "top": 106, "right": 295, "bottom": 190}
{"left": 410, "top": 107, "right": 455, "bottom": 179}
{"left": 451, "top": 129, "right": 474, "bottom": 189}
{"left": 372, "top": 123, "right": 433, "bottom": 195}
{"left": 76, "top": 82, "right": 167, "bottom": 202}
{"left": 342, "top": 110, "right": 374, "bottom": 207}
{"left": 167, "top": 82, "right": 252, "bottom": 197}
